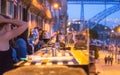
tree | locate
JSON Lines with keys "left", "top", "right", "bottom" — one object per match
{"left": 94, "top": 47, "right": 99, "bottom": 59}
{"left": 89, "top": 29, "right": 98, "bottom": 39}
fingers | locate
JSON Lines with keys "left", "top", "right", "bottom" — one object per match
{"left": 0, "top": 15, "right": 6, "bottom": 23}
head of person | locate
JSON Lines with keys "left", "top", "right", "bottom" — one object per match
{"left": 38, "top": 28, "right": 42, "bottom": 31}
{"left": 71, "top": 28, "right": 74, "bottom": 31}
{"left": 0, "top": 23, "right": 8, "bottom": 30}
{"left": 16, "top": 29, "right": 28, "bottom": 41}
{"left": 34, "top": 27, "right": 39, "bottom": 30}
{"left": 0, "top": 14, "right": 11, "bottom": 31}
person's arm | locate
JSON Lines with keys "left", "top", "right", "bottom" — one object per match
{"left": 5, "top": 19, "right": 28, "bottom": 40}
{"left": 5, "top": 24, "right": 11, "bottom": 32}
{"left": 0, "top": 15, "right": 7, "bottom": 23}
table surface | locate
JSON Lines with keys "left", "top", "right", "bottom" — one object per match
{"left": 15, "top": 46, "right": 89, "bottom": 67}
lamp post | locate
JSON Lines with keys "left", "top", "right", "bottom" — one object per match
{"left": 51, "top": 1, "right": 61, "bottom": 56}
{"left": 52, "top": 1, "right": 61, "bottom": 32}
{"left": 103, "top": 27, "right": 107, "bottom": 41}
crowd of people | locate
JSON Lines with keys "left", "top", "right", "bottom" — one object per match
{"left": 0, "top": 14, "right": 62, "bottom": 75}
{"left": 0, "top": 14, "right": 61, "bottom": 74}
{"left": 0, "top": 13, "right": 88, "bottom": 75}
{"left": 0, "top": 14, "right": 28, "bottom": 75}
{"left": 104, "top": 55, "right": 114, "bottom": 65}
{"left": 102, "top": 44, "right": 120, "bottom": 65}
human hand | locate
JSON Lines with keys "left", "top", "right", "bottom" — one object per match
{"left": 0, "top": 15, "right": 6, "bottom": 23}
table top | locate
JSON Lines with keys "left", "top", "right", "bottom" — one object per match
{"left": 14, "top": 48, "right": 80, "bottom": 67}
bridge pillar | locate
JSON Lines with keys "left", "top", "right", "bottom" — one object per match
{"left": 80, "top": 0, "right": 85, "bottom": 31}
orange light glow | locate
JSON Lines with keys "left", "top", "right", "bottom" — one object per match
{"left": 117, "top": 27, "right": 120, "bottom": 32}
{"left": 32, "top": 0, "right": 44, "bottom": 10}
{"left": 46, "top": 9, "right": 52, "bottom": 19}
{"left": 53, "top": 3, "right": 59, "bottom": 9}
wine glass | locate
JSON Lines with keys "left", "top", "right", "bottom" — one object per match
{"left": 27, "top": 37, "right": 35, "bottom": 55}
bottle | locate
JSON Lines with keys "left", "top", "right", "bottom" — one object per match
{"left": 52, "top": 48, "right": 56, "bottom": 57}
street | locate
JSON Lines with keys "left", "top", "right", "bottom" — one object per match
{"left": 95, "top": 50, "right": 120, "bottom": 75}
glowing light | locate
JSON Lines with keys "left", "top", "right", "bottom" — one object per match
{"left": 52, "top": 2, "right": 61, "bottom": 10}
{"left": 53, "top": 3, "right": 59, "bottom": 9}
{"left": 67, "top": 22, "right": 71, "bottom": 26}
{"left": 111, "top": 30, "right": 114, "bottom": 32}
{"left": 104, "top": 27, "right": 107, "bottom": 30}
{"left": 117, "top": 27, "right": 120, "bottom": 32}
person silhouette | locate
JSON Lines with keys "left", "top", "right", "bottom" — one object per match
{"left": 104, "top": 55, "right": 108, "bottom": 65}
{"left": 110, "top": 56, "right": 113, "bottom": 66}
{"left": 107, "top": 55, "right": 111, "bottom": 65}
{"left": 0, "top": 14, "right": 28, "bottom": 75}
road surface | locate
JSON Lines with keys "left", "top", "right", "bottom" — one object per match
{"left": 95, "top": 50, "right": 120, "bottom": 75}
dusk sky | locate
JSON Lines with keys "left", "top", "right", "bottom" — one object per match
{"left": 67, "top": 3, "right": 120, "bottom": 29}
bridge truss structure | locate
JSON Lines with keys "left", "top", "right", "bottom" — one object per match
{"left": 67, "top": 0, "right": 120, "bottom": 29}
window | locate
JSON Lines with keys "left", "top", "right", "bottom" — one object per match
{"left": 22, "top": 7, "right": 27, "bottom": 21}
{"left": 0, "top": 0, "right": 1, "bottom": 13}
{"left": 14, "top": 5, "right": 18, "bottom": 19}
{"left": 1, "top": 0, "right": 6, "bottom": 14}
{"left": 9, "top": 2, "right": 14, "bottom": 16}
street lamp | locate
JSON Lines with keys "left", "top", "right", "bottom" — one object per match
{"left": 52, "top": 1, "right": 61, "bottom": 10}
{"left": 52, "top": 1, "right": 61, "bottom": 32}
{"left": 53, "top": 3, "right": 59, "bottom": 9}
{"left": 111, "top": 30, "right": 114, "bottom": 33}
{"left": 103, "top": 27, "right": 107, "bottom": 41}
{"left": 67, "top": 22, "right": 71, "bottom": 26}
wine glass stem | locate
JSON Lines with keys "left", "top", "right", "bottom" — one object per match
{"left": 31, "top": 45, "right": 34, "bottom": 55}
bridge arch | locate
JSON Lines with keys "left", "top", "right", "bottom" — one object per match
{"left": 88, "top": 3, "right": 120, "bottom": 29}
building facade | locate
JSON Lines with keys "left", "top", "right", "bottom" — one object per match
{"left": 0, "top": 0, "right": 67, "bottom": 36}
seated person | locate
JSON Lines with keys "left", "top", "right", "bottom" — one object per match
{"left": 74, "top": 40, "right": 87, "bottom": 50}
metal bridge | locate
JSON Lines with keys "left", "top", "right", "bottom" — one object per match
{"left": 67, "top": 0, "right": 120, "bottom": 1}
{"left": 67, "top": 0, "right": 120, "bottom": 4}
{"left": 67, "top": 0, "right": 120, "bottom": 29}
{"left": 88, "top": 3, "right": 120, "bottom": 29}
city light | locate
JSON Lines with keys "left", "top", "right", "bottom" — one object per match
{"left": 104, "top": 27, "right": 107, "bottom": 30}
{"left": 32, "top": 0, "right": 44, "bottom": 10}
{"left": 117, "top": 26, "right": 120, "bottom": 32}
{"left": 45, "top": 9, "right": 52, "bottom": 19}
{"left": 111, "top": 30, "right": 114, "bottom": 33}
{"left": 52, "top": 1, "right": 61, "bottom": 10}
{"left": 68, "top": 22, "right": 71, "bottom": 26}
{"left": 53, "top": 3, "right": 59, "bottom": 9}
{"left": 114, "top": 25, "right": 120, "bottom": 32}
